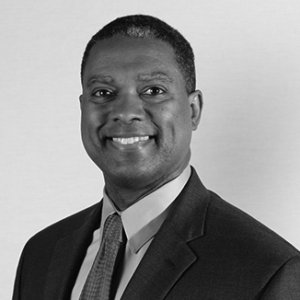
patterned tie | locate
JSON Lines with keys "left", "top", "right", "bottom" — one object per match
{"left": 79, "top": 213, "right": 126, "bottom": 300}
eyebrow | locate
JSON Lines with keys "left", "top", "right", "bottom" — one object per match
{"left": 137, "top": 72, "right": 174, "bottom": 83}
{"left": 86, "top": 75, "right": 114, "bottom": 87}
{"left": 86, "top": 71, "right": 174, "bottom": 87}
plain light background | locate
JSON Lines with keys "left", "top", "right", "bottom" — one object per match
{"left": 1, "top": 0, "right": 300, "bottom": 298}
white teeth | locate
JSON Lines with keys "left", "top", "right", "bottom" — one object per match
{"left": 112, "top": 136, "right": 149, "bottom": 145}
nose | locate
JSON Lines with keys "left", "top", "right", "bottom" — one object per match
{"left": 111, "top": 92, "right": 145, "bottom": 124}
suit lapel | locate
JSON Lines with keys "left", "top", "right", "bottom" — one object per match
{"left": 44, "top": 203, "right": 102, "bottom": 300}
{"left": 122, "top": 225, "right": 196, "bottom": 300}
{"left": 122, "top": 168, "right": 210, "bottom": 300}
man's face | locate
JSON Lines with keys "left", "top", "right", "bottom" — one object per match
{"left": 80, "top": 36, "right": 201, "bottom": 191}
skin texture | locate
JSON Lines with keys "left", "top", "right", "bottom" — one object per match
{"left": 80, "top": 36, "right": 202, "bottom": 210}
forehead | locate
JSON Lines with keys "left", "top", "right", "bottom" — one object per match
{"left": 82, "top": 36, "right": 183, "bottom": 84}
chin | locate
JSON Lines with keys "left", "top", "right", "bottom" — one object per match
{"left": 106, "top": 164, "right": 160, "bottom": 187}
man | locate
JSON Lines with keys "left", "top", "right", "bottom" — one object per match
{"left": 13, "top": 15, "right": 300, "bottom": 300}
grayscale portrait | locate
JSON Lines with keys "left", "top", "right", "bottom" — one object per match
{"left": 1, "top": 1, "right": 300, "bottom": 299}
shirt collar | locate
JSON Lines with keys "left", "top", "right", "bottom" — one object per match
{"left": 102, "top": 165, "right": 191, "bottom": 253}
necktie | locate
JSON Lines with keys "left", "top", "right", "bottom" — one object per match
{"left": 79, "top": 213, "right": 126, "bottom": 300}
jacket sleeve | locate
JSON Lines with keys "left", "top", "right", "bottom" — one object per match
{"left": 260, "top": 255, "right": 300, "bottom": 299}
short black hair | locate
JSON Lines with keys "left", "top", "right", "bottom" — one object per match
{"left": 81, "top": 14, "right": 196, "bottom": 93}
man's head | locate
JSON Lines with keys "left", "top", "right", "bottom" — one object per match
{"left": 81, "top": 15, "right": 196, "bottom": 94}
{"left": 79, "top": 15, "right": 202, "bottom": 208}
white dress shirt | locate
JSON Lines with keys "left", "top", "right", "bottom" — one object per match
{"left": 71, "top": 165, "right": 191, "bottom": 300}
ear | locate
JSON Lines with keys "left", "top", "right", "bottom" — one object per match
{"left": 188, "top": 90, "right": 203, "bottom": 130}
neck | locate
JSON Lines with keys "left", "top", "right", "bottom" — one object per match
{"left": 104, "top": 166, "right": 188, "bottom": 211}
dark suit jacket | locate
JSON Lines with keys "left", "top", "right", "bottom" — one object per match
{"left": 13, "top": 168, "right": 300, "bottom": 299}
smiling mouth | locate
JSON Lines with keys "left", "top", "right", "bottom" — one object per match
{"left": 111, "top": 136, "right": 150, "bottom": 145}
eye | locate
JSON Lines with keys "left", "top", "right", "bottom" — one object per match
{"left": 142, "top": 87, "right": 165, "bottom": 96}
{"left": 92, "top": 89, "right": 114, "bottom": 97}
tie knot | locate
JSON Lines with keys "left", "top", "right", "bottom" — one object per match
{"left": 102, "top": 213, "right": 124, "bottom": 243}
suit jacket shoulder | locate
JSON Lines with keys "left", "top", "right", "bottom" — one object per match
{"left": 25, "top": 202, "right": 100, "bottom": 247}
{"left": 202, "top": 191, "right": 300, "bottom": 299}
{"left": 207, "top": 190, "right": 299, "bottom": 261}
{"left": 13, "top": 202, "right": 101, "bottom": 300}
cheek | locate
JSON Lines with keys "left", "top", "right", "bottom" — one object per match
{"left": 155, "top": 104, "right": 191, "bottom": 148}
{"left": 81, "top": 107, "right": 103, "bottom": 130}
{"left": 171, "top": 105, "right": 193, "bottom": 145}
{"left": 81, "top": 109, "right": 104, "bottom": 148}
{"left": 161, "top": 101, "right": 191, "bottom": 129}
{"left": 153, "top": 107, "right": 175, "bottom": 138}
